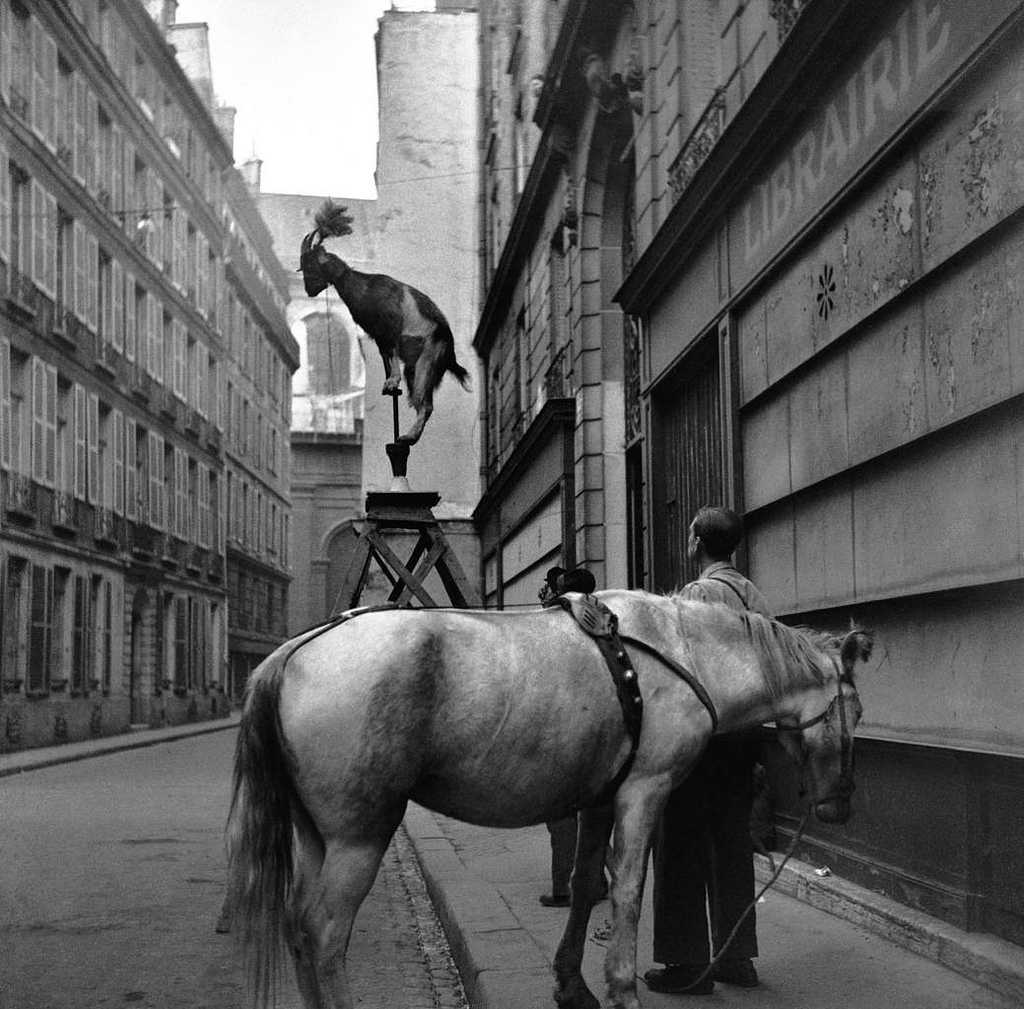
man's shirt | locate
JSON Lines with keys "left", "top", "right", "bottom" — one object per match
{"left": 677, "top": 560, "right": 773, "bottom": 618}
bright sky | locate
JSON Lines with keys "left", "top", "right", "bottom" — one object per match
{"left": 173, "top": 0, "right": 433, "bottom": 199}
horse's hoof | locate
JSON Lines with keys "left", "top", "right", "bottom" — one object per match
{"left": 554, "top": 985, "right": 601, "bottom": 1009}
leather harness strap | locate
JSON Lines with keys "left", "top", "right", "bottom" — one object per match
{"left": 616, "top": 633, "right": 718, "bottom": 731}
{"left": 545, "top": 594, "right": 718, "bottom": 805}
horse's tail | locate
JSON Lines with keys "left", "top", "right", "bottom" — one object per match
{"left": 226, "top": 651, "right": 295, "bottom": 1007}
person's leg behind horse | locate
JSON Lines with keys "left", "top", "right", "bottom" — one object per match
{"left": 542, "top": 814, "right": 579, "bottom": 906}
{"left": 707, "top": 731, "right": 759, "bottom": 986}
{"left": 645, "top": 753, "right": 714, "bottom": 993}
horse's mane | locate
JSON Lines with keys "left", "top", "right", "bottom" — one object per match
{"left": 668, "top": 594, "right": 839, "bottom": 703}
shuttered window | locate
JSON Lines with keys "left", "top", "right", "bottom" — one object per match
{"left": 87, "top": 392, "right": 99, "bottom": 504}
{"left": 73, "top": 383, "right": 87, "bottom": 498}
{"left": 113, "top": 409, "right": 125, "bottom": 515}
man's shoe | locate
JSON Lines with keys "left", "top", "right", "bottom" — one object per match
{"left": 712, "top": 957, "right": 758, "bottom": 987}
{"left": 642, "top": 965, "right": 714, "bottom": 994}
{"left": 539, "top": 892, "right": 570, "bottom": 907}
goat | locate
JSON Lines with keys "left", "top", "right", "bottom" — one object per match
{"left": 299, "top": 201, "right": 470, "bottom": 444}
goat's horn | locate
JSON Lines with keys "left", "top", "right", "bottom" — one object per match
{"left": 302, "top": 228, "right": 325, "bottom": 252}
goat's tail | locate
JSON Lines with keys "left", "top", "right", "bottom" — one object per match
{"left": 448, "top": 357, "right": 470, "bottom": 389}
{"left": 442, "top": 327, "right": 471, "bottom": 390}
{"left": 226, "top": 651, "right": 296, "bottom": 1008}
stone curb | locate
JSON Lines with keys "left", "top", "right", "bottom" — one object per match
{"left": 404, "top": 802, "right": 1024, "bottom": 1008}
{"left": 403, "top": 803, "right": 555, "bottom": 1009}
{"left": 0, "top": 712, "right": 241, "bottom": 779}
{"left": 755, "top": 854, "right": 1024, "bottom": 1004}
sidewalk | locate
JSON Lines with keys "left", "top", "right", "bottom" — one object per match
{"left": 5, "top": 720, "right": 1023, "bottom": 1008}
{"left": 0, "top": 711, "right": 240, "bottom": 778}
{"left": 403, "top": 803, "right": 1024, "bottom": 1009}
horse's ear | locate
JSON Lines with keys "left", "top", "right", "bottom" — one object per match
{"left": 840, "top": 629, "right": 873, "bottom": 680}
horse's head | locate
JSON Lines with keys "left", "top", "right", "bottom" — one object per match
{"left": 778, "top": 629, "right": 871, "bottom": 824}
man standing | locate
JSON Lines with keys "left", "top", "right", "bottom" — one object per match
{"left": 644, "top": 506, "right": 772, "bottom": 994}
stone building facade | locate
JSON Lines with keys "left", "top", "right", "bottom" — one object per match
{"left": 476, "top": 0, "right": 1024, "bottom": 948}
{"left": 0, "top": 0, "right": 296, "bottom": 751}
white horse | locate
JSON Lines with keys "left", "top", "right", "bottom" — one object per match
{"left": 227, "top": 590, "right": 870, "bottom": 1009}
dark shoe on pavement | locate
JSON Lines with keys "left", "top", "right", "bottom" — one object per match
{"left": 642, "top": 964, "right": 714, "bottom": 994}
{"left": 539, "top": 892, "right": 570, "bottom": 907}
{"left": 712, "top": 957, "right": 758, "bottom": 987}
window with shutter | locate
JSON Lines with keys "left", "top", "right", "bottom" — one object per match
{"left": 0, "top": 337, "right": 10, "bottom": 470}
{"left": 198, "top": 463, "right": 210, "bottom": 548}
{"left": 113, "top": 409, "right": 124, "bottom": 515}
{"left": 174, "top": 595, "right": 188, "bottom": 689}
{"left": 72, "top": 574, "right": 91, "bottom": 693}
{"left": 73, "top": 75, "right": 89, "bottom": 187}
{"left": 44, "top": 363, "right": 56, "bottom": 487}
{"left": 148, "top": 431, "right": 163, "bottom": 528}
{"left": 149, "top": 295, "right": 162, "bottom": 382}
{"left": 87, "top": 392, "right": 99, "bottom": 504}
{"left": 86, "top": 232, "right": 98, "bottom": 330}
{"left": 124, "top": 272, "right": 136, "bottom": 362}
{"left": 28, "top": 563, "right": 53, "bottom": 694}
{"left": 73, "top": 383, "right": 87, "bottom": 498}
{"left": 30, "top": 178, "right": 45, "bottom": 289}
{"left": 173, "top": 319, "right": 186, "bottom": 399}
{"left": 73, "top": 220, "right": 88, "bottom": 322}
{"left": 31, "top": 357, "right": 45, "bottom": 483}
{"left": 0, "top": 135, "right": 9, "bottom": 263}
{"left": 175, "top": 447, "right": 187, "bottom": 538}
{"left": 125, "top": 417, "right": 137, "bottom": 520}
{"left": 0, "top": 0, "right": 10, "bottom": 105}
{"left": 112, "top": 260, "right": 124, "bottom": 352}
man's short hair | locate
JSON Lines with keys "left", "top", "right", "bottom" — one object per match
{"left": 692, "top": 506, "right": 744, "bottom": 559}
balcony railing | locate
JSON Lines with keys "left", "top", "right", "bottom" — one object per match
{"left": 668, "top": 88, "right": 726, "bottom": 205}
{"left": 161, "top": 534, "right": 182, "bottom": 566}
{"left": 52, "top": 490, "right": 78, "bottom": 533}
{"left": 132, "top": 368, "right": 152, "bottom": 401}
{"left": 6, "top": 266, "right": 39, "bottom": 319}
{"left": 131, "top": 523, "right": 159, "bottom": 557}
{"left": 95, "top": 339, "right": 119, "bottom": 374}
{"left": 5, "top": 472, "right": 35, "bottom": 519}
{"left": 93, "top": 507, "right": 117, "bottom": 546}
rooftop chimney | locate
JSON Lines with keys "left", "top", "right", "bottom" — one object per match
{"left": 240, "top": 157, "right": 263, "bottom": 195}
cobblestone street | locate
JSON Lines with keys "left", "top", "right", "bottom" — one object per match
{"left": 0, "top": 728, "right": 467, "bottom": 1009}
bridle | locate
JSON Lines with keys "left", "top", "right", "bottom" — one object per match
{"left": 774, "top": 672, "right": 856, "bottom": 806}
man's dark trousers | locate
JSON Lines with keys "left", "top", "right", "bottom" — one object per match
{"left": 652, "top": 732, "right": 759, "bottom": 965}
